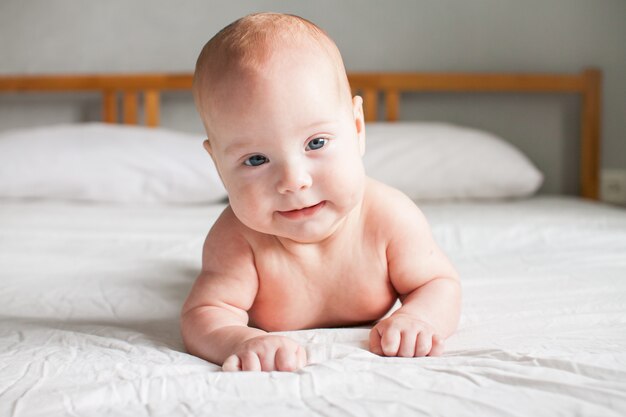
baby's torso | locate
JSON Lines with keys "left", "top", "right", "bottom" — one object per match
{"left": 245, "top": 192, "right": 398, "bottom": 331}
{"left": 248, "top": 240, "right": 397, "bottom": 331}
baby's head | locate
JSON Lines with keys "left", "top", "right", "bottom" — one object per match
{"left": 193, "top": 13, "right": 366, "bottom": 243}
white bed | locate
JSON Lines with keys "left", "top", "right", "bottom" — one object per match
{"left": 1, "top": 70, "right": 624, "bottom": 416}
{"left": 1, "top": 196, "right": 625, "bottom": 416}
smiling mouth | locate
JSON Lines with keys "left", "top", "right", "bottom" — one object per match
{"left": 277, "top": 201, "right": 326, "bottom": 220}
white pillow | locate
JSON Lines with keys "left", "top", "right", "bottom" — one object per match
{"left": 0, "top": 123, "right": 227, "bottom": 204}
{"left": 363, "top": 122, "right": 543, "bottom": 200}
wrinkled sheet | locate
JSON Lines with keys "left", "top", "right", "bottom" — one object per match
{"left": 0, "top": 196, "right": 625, "bottom": 416}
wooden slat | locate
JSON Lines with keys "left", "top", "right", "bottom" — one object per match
{"left": 0, "top": 72, "right": 585, "bottom": 93}
{"left": 123, "top": 91, "right": 138, "bottom": 125}
{"left": 362, "top": 89, "right": 378, "bottom": 122}
{"left": 0, "top": 73, "right": 193, "bottom": 92}
{"left": 144, "top": 90, "right": 160, "bottom": 127}
{"left": 348, "top": 72, "right": 586, "bottom": 92}
{"left": 581, "top": 68, "right": 602, "bottom": 200}
{"left": 385, "top": 90, "right": 400, "bottom": 121}
{"left": 102, "top": 90, "right": 117, "bottom": 124}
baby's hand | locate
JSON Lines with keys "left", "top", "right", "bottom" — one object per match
{"left": 369, "top": 313, "right": 445, "bottom": 357}
{"left": 222, "top": 335, "right": 307, "bottom": 372}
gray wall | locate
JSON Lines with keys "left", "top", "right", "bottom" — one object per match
{"left": 1, "top": 0, "right": 624, "bottom": 194}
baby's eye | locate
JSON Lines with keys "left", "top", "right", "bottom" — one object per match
{"left": 306, "top": 137, "right": 327, "bottom": 151}
{"left": 244, "top": 155, "right": 268, "bottom": 167}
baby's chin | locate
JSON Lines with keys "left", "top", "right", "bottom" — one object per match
{"left": 273, "top": 225, "right": 340, "bottom": 244}
{"left": 260, "top": 217, "right": 343, "bottom": 244}
{"left": 236, "top": 212, "right": 344, "bottom": 245}
{"left": 273, "top": 207, "right": 360, "bottom": 244}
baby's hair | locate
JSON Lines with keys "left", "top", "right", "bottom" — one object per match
{"left": 192, "top": 13, "right": 350, "bottom": 111}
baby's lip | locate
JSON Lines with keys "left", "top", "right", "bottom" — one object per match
{"left": 277, "top": 201, "right": 326, "bottom": 219}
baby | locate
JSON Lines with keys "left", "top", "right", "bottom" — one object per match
{"left": 181, "top": 13, "right": 461, "bottom": 372}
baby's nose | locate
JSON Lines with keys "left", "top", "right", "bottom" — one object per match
{"left": 276, "top": 161, "right": 312, "bottom": 194}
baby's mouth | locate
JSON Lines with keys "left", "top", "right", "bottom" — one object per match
{"left": 277, "top": 201, "right": 326, "bottom": 220}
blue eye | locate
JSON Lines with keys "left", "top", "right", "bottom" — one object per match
{"left": 244, "top": 155, "right": 268, "bottom": 167}
{"left": 306, "top": 137, "right": 327, "bottom": 151}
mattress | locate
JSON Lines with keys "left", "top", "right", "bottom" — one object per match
{"left": 1, "top": 196, "right": 625, "bottom": 416}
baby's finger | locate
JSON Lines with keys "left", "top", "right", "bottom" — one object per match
{"left": 222, "top": 354, "right": 242, "bottom": 372}
{"left": 428, "top": 335, "right": 445, "bottom": 357}
{"left": 296, "top": 345, "right": 308, "bottom": 369}
{"left": 275, "top": 347, "right": 297, "bottom": 372}
{"left": 240, "top": 351, "right": 262, "bottom": 372}
{"left": 369, "top": 327, "right": 383, "bottom": 356}
{"left": 380, "top": 327, "right": 401, "bottom": 356}
{"left": 257, "top": 349, "right": 278, "bottom": 372}
{"left": 414, "top": 332, "right": 433, "bottom": 357}
{"left": 397, "top": 329, "right": 418, "bottom": 357}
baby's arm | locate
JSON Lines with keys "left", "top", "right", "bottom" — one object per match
{"left": 181, "top": 209, "right": 306, "bottom": 372}
{"left": 370, "top": 191, "right": 461, "bottom": 357}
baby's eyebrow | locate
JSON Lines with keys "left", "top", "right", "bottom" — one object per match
{"left": 224, "top": 141, "right": 250, "bottom": 156}
{"left": 304, "top": 119, "right": 338, "bottom": 131}
{"left": 222, "top": 120, "right": 339, "bottom": 155}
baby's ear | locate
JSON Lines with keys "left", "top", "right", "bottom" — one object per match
{"left": 202, "top": 139, "right": 213, "bottom": 156}
{"left": 352, "top": 95, "right": 366, "bottom": 156}
{"left": 202, "top": 139, "right": 225, "bottom": 183}
{"left": 203, "top": 139, "right": 219, "bottom": 168}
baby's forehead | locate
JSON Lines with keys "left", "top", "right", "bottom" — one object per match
{"left": 207, "top": 40, "right": 340, "bottom": 90}
{"left": 202, "top": 13, "right": 337, "bottom": 67}
{"left": 194, "top": 14, "right": 348, "bottom": 105}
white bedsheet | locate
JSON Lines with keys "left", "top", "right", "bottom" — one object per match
{"left": 1, "top": 196, "right": 625, "bottom": 416}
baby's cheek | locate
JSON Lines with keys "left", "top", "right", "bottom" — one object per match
{"left": 325, "top": 156, "right": 364, "bottom": 192}
{"left": 230, "top": 188, "right": 273, "bottom": 230}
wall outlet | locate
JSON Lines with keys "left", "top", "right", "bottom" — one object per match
{"left": 601, "top": 169, "right": 626, "bottom": 205}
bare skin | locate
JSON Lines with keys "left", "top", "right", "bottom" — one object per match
{"left": 182, "top": 16, "right": 461, "bottom": 372}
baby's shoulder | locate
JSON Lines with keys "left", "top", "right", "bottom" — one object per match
{"left": 364, "top": 177, "right": 420, "bottom": 216}
{"left": 200, "top": 205, "right": 273, "bottom": 280}
{"left": 363, "top": 177, "right": 429, "bottom": 234}
{"left": 203, "top": 205, "right": 255, "bottom": 257}
{"left": 207, "top": 205, "right": 245, "bottom": 238}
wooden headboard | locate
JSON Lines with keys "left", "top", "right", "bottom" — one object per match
{"left": 0, "top": 69, "right": 602, "bottom": 199}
